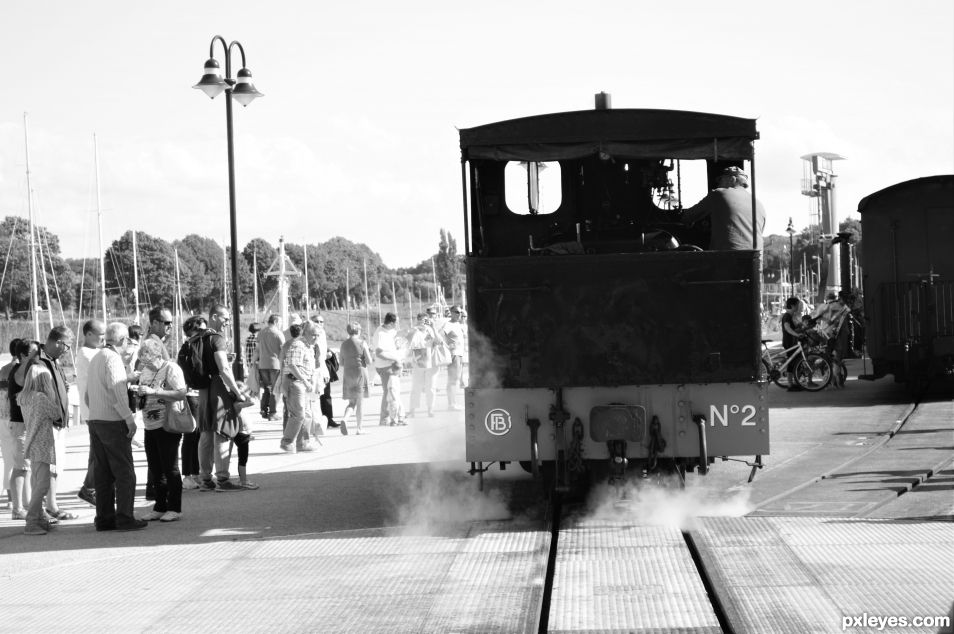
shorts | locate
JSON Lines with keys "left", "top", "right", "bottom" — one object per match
{"left": 10, "top": 421, "right": 31, "bottom": 470}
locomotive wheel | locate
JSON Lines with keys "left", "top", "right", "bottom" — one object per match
{"left": 795, "top": 354, "right": 832, "bottom": 391}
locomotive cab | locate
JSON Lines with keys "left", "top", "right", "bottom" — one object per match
{"left": 459, "top": 103, "right": 769, "bottom": 490}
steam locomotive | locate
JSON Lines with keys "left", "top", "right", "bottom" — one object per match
{"left": 458, "top": 99, "right": 769, "bottom": 490}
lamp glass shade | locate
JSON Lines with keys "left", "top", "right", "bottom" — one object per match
{"left": 231, "top": 67, "right": 263, "bottom": 107}
{"left": 193, "top": 58, "right": 226, "bottom": 99}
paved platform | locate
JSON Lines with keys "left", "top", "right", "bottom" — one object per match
{"left": 752, "top": 399, "right": 954, "bottom": 517}
{"left": 691, "top": 517, "right": 954, "bottom": 634}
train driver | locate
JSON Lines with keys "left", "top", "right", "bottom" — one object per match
{"left": 680, "top": 166, "right": 766, "bottom": 251}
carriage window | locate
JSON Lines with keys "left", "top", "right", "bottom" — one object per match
{"left": 669, "top": 160, "right": 709, "bottom": 209}
{"left": 505, "top": 161, "right": 562, "bottom": 215}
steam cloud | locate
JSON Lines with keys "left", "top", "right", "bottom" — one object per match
{"left": 585, "top": 478, "right": 752, "bottom": 530}
{"left": 394, "top": 466, "right": 511, "bottom": 536}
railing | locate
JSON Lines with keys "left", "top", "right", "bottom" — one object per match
{"left": 881, "top": 281, "right": 954, "bottom": 344}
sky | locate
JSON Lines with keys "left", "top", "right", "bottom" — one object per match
{"left": 1, "top": 0, "right": 951, "bottom": 269}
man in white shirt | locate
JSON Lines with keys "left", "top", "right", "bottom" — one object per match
{"left": 440, "top": 306, "right": 466, "bottom": 411}
{"left": 74, "top": 319, "right": 105, "bottom": 506}
{"left": 87, "top": 322, "right": 147, "bottom": 531}
{"left": 372, "top": 313, "right": 401, "bottom": 425}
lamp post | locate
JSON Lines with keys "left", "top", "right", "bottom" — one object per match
{"left": 193, "top": 35, "right": 263, "bottom": 379}
{"left": 786, "top": 217, "right": 796, "bottom": 298}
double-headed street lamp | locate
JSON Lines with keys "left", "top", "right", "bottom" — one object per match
{"left": 193, "top": 35, "right": 263, "bottom": 379}
{"left": 786, "top": 217, "right": 796, "bottom": 297}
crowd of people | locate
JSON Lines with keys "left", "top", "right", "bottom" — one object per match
{"left": 0, "top": 302, "right": 470, "bottom": 536}
{"left": 244, "top": 303, "right": 468, "bottom": 450}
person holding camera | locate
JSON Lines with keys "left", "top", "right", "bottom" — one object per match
{"left": 136, "top": 338, "right": 187, "bottom": 522}
{"left": 407, "top": 313, "right": 440, "bottom": 418}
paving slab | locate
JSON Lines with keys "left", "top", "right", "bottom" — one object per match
{"left": 691, "top": 517, "right": 954, "bottom": 634}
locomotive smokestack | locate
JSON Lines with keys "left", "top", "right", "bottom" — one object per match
{"left": 595, "top": 92, "right": 612, "bottom": 110}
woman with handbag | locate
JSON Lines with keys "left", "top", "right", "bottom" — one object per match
{"left": 136, "top": 338, "right": 188, "bottom": 522}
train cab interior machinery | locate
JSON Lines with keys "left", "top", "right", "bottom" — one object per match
{"left": 459, "top": 108, "right": 760, "bottom": 259}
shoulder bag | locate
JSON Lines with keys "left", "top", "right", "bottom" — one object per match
{"left": 159, "top": 363, "right": 196, "bottom": 434}
{"left": 432, "top": 339, "right": 451, "bottom": 367}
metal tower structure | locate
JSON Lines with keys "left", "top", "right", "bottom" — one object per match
{"left": 800, "top": 152, "right": 845, "bottom": 302}
{"left": 264, "top": 236, "right": 301, "bottom": 327}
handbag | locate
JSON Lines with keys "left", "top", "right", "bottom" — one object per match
{"left": 164, "top": 400, "right": 197, "bottom": 434}
{"left": 325, "top": 351, "right": 340, "bottom": 382}
{"left": 151, "top": 361, "right": 196, "bottom": 434}
{"left": 432, "top": 340, "right": 451, "bottom": 367}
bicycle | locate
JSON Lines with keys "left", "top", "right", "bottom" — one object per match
{"left": 760, "top": 339, "right": 833, "bottom": 391}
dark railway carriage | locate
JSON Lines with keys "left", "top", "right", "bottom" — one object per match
{"left": 858, "top": 175, "right": 954, "bottom": 384}
{"left": 458, "top": 104, "right": 769, "bottom": 487}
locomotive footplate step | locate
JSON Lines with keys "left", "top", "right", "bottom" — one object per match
{"left": 689, "top": 517, "right": 954, "bottom": 633}
{"left": 547, "top": 517, "right": 721, "bottom": 633}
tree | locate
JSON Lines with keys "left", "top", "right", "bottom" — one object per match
{"left": 67, "top": 257, "right": 104, "bottom": 317}
{"left": 242, "top": 238, "right": 278, "bottom": 311}
{"left": 104, "top": 231, "right": 177, "bottom": 312}
{"left": 173, "top": 234, "right": 225, "bottom": 313}
{"left": 0, "top": 216, "right": 74, "bottom": 316}
{"left": 434, "top": 228, "right": 461, "bottom": 303}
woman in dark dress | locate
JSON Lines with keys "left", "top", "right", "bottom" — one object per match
{"left": 339, "top": 322, "right": 372, "bottom": 434}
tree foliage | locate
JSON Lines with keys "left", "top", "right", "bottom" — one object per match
{"left": 2, "top": 223, "right": 467, "bottom": 320}
{"left": 0, "top": 216, "right": 74, "bottom": 316}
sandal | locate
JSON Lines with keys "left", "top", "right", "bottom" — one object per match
{"left": 11, "top": 509, "right": 27, "bottom": 520}
{"left": 46, "top": 509, "right": 80, "bottom": 520}
{"left": 240, "top": 481, "right": 260, "bottom": 490}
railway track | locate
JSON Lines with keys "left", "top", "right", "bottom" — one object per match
{"left": 534, "top": 493, "right": 731, "bottom": 633}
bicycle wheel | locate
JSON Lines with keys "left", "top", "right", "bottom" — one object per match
{"left": 795, "top": 354, "right": 832, "bottom": 391}
{"left": 770, "top": 359, "right": 793, "bottom": 388}
{"left": 760, "top": 358, "right": 772, "bottom": 382}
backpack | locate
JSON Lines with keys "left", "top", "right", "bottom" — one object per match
{"left": 178, "top": 332, "right": 214, "bottom": 389}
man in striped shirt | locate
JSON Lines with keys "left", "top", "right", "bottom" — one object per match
{"left": 87, "top": 322, "right": 147, "bottom": 532}
{"left": 279, "top": 321, "right": 319, "bottom": 453}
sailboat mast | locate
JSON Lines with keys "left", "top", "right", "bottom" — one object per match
{"left": 132, "top": 230, "right": 140, "bottom": 325}
{"left": 174, "top": 248, "right": 182, "bottom": 351}
{"left": 252, "top": 250, "right": 258, "bottom": 322}
{"left": 94, "top": 134, "right": 108, "bottom": 320}
{"left": 222, "top": 241, "right": 228, "bottom": 305}
{"left": 303, "top": 244, "right": 309, "bottom": 319}
{"left": 23, "top": 113, "right": 40, "bottom": 340}
{"left": 363, "top": 259, "right": 370, "bottom": 336}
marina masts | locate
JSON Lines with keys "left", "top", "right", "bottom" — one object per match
{"left": 23, "top": 113, "right": 40, "bottom": 340}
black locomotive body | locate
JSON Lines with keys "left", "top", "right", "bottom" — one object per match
{"left": 858, "top": 175, "right": 954, "bottom": 384}
{"left": 458, "top": 106, "right": 769, "bottom": 484}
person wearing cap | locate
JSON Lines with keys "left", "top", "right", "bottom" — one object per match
{"left": 680, "top": 166, "right": 766, "bottom": 251}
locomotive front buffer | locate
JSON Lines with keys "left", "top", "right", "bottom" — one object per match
{"left": 466, "top": 382, "right": 769, "bottom": 491}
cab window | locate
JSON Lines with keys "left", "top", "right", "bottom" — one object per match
{"left": 505, "top": 161, "right": 561, "bottom": 215}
